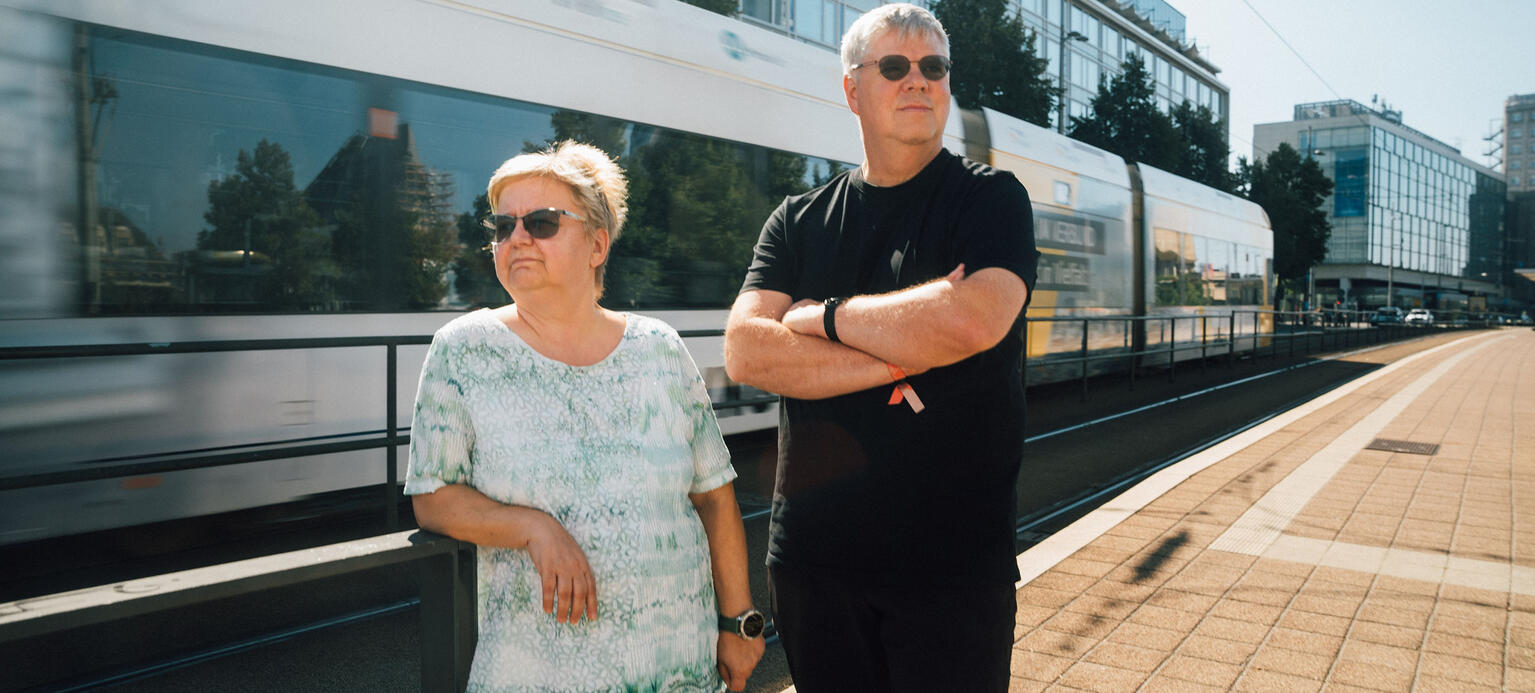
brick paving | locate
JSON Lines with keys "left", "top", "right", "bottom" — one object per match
{"left": 1009, "top": 329, "right": 1535, "bottom": 692}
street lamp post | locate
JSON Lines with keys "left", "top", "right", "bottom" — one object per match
{"left": 1386, "top": 211, "right": 1398, "bottom": 308}
{"left": 1056, "top": 4, "right": 1088, "bottom": 134}
{"left": 1304, "top": 142, "right": 1327, "bottom": 311}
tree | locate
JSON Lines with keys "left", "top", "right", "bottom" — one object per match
{"left": 200, "top": 139, "right": 334, "bottom": 309}
{"left": 1067, "top": 55, "right": 1180, "bottom": 171}
{"left": 523, "top": 110, "right": 810, "bottom": 308}
{"left": 1172, "top": 101, "right": 1235, "bottom": 193}
{"left": 449, "top": 194, "right": 502, "bottom": 308}
{"left": 1238, "top": 143, "right": 1334, "bottom": 306}
{"left": 932, "top": 0, "right": 1059, "bottom": 127}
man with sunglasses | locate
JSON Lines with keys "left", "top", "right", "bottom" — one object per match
{"left": 724, "top": 4, "right": 1039, "bottom": 692}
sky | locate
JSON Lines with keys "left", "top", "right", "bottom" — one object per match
{"left": 1167, "top": 0, "right": 1534, "bottom": 172}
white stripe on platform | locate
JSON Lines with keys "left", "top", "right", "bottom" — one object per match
{"left": 1015, "top": 330, "right": 1505, "bottom": 589}
{"left": 1260, "top": 534, "right": 1535, "bottom": 596}
{"left": 1208, "top": 334, "right": 1503, "bottom": 556}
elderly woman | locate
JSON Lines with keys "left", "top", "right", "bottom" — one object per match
{"left": 406, "top": 141, "right": 764, "bottom": 691}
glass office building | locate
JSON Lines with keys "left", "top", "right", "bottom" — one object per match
{"left": 1254, "top": 100, "right": 1506, "bottom": 312}
{"left": 735, "top": 0, "right": 1228, "bottom": 135}
{"left": 1504, "top": 93, "right": 1535, "bottom": 193}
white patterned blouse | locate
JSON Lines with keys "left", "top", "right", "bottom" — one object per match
{"left": 405, "top": 309, "right": 735, "bottom": 692}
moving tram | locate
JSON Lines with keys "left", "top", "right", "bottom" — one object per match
{"left": 0, "top": 0, "right": 1271, "bottom": 544}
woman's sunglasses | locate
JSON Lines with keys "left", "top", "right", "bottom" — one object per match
{"left": 480, "top": 208, "right": 584, "bottom": 242}
{"left": 851, "top": 54, "right": 952, "bottom": 82}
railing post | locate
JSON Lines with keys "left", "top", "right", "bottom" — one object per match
{"left": 1229, "top": 312, "right": 1236, "bottom": 367}
{"left": 420, "top": 541, "right": 477, "bottom": 693}
{"left": 387, "top": 343, "right": 399, "bottom": 531}
{"left": 1125, "top": 318, "right": 1135, "bottom": 391}
{"left": 1200, "top": 314, "right": 1208, "bottom": 374}
{"left": 1168, "top": 317, "right": 1177, "bottom": 382}
{"left": 1080, "top": 318, "right": 1089, "bottom": 401}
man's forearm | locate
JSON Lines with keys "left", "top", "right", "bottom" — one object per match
{"left": 785, "top": 267, "right": 1026, "bottom": 370}
{"left": 724, "top": 315, "right": 897, "bottom": 399}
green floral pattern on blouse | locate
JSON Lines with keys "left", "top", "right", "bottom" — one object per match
{"left": 406, "top": 310, "right": 734, "bottom": 692}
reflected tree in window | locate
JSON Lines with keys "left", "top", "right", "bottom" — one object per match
{"left": 197, "top": 139, "right": 333, "bottom": 310}
{"left": 526, "top": 110, "right": 815, "bottom": 309}
{"left": 450, "top": 193, "right": 501, "bottom": 308}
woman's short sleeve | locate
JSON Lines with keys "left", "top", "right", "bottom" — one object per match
{"left": 667, "top": 333, "right": 735, "bottom": 495}
{"left": 404, "top": 336, "right": 475, "bottom": 495}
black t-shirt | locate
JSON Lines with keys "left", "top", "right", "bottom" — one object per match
{"left": 740, "top": 148, "right": 1040, "bottom": 586}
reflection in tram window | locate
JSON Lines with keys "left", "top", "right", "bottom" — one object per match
{"left": 1156, "top": 228, "right": 1241, "bottom": 307}
{"left": 61, "top": 25, "right": 845, "bottom": 317}
{"left": 1154, "top": 228, "right": 1182, "bottom": 306}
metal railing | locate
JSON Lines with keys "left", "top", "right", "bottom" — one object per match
{"left": 0, "top": 329, "right": 768, "bottom": 522}
{"left": 1021, "top": 309, "right": 1495, "bottom": 400}
{"left": 0, "top": 529, "right": 475, "bottom": 693}
{"left": 0, "top": 335, "right": 433, "bottom": 531}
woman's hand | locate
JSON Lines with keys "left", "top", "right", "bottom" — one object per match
{"left": 717, "top": 632, "right": 765, "bottom": 691}
{"left": 524, "top": 513, "right": 597, "bottom": 623}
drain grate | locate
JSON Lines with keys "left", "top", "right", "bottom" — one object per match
{"left": 1366, "top": 438, "right": 1440, "bottom": 456}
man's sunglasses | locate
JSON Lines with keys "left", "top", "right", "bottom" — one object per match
{"left": 480, "top": 208, "right": 584, "bottom": 242}
{"left": 851, "top": 54, "right": 952, "bottom": 82}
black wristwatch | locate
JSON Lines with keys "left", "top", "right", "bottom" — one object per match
{"left": 823, "top": 296, "right": 845, "bottom": 343}
{"left": 718, "top": 608, "right": 766, "bottom": 639}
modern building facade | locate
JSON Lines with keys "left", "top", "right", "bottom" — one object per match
{"left": 1254, "top": 99, "right": 1507, "bottom": 313}
{"left": 1505, "top": 95, "right": 1535, "bottom": 309}
{"left": 1504, "top": 93, "right": 1535, "bottom": 193}
{"left": 735, "top": 0, "right": 1228, "bottom": 135}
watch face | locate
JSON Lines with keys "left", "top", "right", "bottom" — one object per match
{"left": 741, "top": 611, "right": 766, "bottom": 638}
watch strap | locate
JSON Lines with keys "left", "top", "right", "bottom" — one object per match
{"left": 717, "top": 609, "right": 765, "bottom": 638}
{"left": 823, "top": 296, "right": 844, "bottom": 343}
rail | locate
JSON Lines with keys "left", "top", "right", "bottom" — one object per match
{"left": 0, "top": 529, "right": 475, "bottom": 692}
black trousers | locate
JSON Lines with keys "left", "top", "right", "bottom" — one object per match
{"left": 768, "top": 562, "right": 1016, "bottom": 693}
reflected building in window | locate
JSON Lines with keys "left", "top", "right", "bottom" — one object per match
{"left": 734, "top": 0, "right": 1227, "bottom": 137}
{"left": 1254, "top": 99, "right": 1508, "bottom": 313}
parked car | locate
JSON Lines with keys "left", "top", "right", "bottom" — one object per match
{"left": 1370, "top": 306, "right": 1404, "bottom": 325}
{"left": 1405, "top": 309, "right": 1434, "bottom": 325}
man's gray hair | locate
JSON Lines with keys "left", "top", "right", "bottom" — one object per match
{"left": 840, "top": 3, "right": 949, "bottom": 76}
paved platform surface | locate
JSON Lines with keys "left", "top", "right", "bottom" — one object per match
{"left": 1005, "top": 328, "right": 1534, "bottom": 692}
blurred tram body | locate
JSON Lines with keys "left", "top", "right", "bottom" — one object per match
{"left": 0, "top": 0, "right": 1271, "bottom": 545}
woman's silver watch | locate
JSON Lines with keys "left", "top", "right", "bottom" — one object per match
{"left": 717, "top": 608, "right": 766, "bottom": 639}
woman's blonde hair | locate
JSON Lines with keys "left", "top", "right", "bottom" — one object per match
{"left": 486, "top": 140, "right": 629, "bottom": 297}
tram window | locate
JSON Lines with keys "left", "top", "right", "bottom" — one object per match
{"left": 1204, "top": 238, "right": 1231, "bottom": 305}
{"left": 44, "top": 23, "right": 840, "bottom": 317}
{"left": 1153, "top": 228, "right": 1182, "bottom": 306}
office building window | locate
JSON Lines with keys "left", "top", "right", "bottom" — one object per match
{"left": 1515, "top": 128, "right": 1524, "bottom": 138}
{"left": 1514, "top": 176, "right": 1522, "bottom": 186}
{"left": 1514, "top": 112, "right": 1524, "bottom": 122}
{"left": 1514, "top": 144, "right": 1523, "bottom": 155}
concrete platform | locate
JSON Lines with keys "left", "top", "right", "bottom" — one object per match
{"left": 1005, "top": 328, "right": 1534, "bottom": 691}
